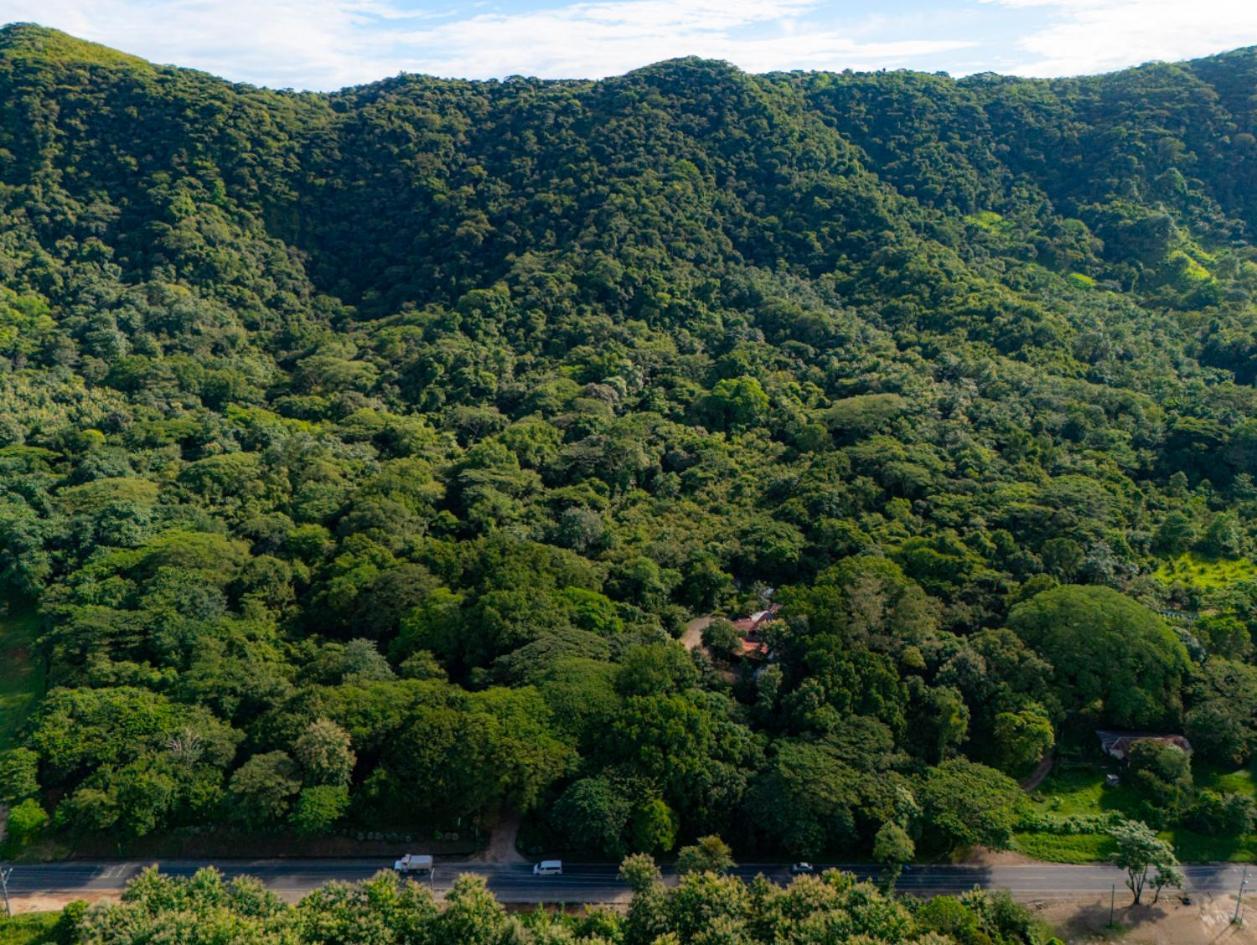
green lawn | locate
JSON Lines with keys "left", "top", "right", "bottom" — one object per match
{"left": 1019, "top": 762, "right": 1257, "bottom": 863}
{"left": 0, "top": 914, "right": 59, "bottom": 945}
{"left": 1015, "top": 832, "right": 1115, "bottom": 863}
{"left": 1024, "top": 766, "right": 1142, "bottom": 818}
{"left": 0, "top": 605, "right": 43, "bottom": 751}
{"left": 1151, "top": 552, "right": 1257, "bottom": 590}
{"left": 1196, "top": 764, "right": 1257, "bottom": 795}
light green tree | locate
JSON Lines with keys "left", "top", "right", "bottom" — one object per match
{"left": 1110, "top": 819, "right": 1180, "bottom": 905}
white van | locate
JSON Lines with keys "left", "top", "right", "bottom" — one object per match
{"left": 533, "top": 859, "right": 563, "bottom": 876}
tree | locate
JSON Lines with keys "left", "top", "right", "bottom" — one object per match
{"left": 743, "top": 739, "right": 860, "bottom": 857}
{"left": 1126, "top": 740, "right": 1193, "bottom": 824}
{"left": 0, "top": 747, "right": 40, "bottom": 803}
{"left": 992, "top": 704, "right": 1055, "bottom": 773}
{"left": 551, "top": 777, "right": 632, "bottom": 857}
{"left": 700, "top": 619, "right": 742, "bottom": 661}
{"left": 675, "top": 835, "right": 735, "bottom": 875}
{"left": 1009, "top": 585, "right": 1190, "bottom": 727}
{"left": 699, "top": 377, "right": 769, "bottom": 431}
{"left": 872, "top": 821, "right": 915, "bottom": 890}
{"left": 630, "top": 797, "right": 677, "bottom": 855}
{"left": 1153, "top": 512, "right": 1196, "bottom": 556}
{"left": 6, "top": 797, "right": 49, "bottom": 846}
{"left": 919, "top": 759, "right": 1024, "bottom": 852}
{"left": 293, "top": 718, "right": 356, "bottom": 787}
{"left": 1200, "top": 513, "right": 1245, "bottom": 558}
{"left": 1110, "top": 819, "right": 1179, "bottom": 905}
{"left": 1186, "top": 790, "right": 1255, "bottom": 836}
{"left": 228, "top": 752, "right": 302, "bottom": 827}
{"left": 290, "top": 785, "right": 350, "bottom": 834}
{"left": 619, "top": 852, "right": 663, "bottom": 892}
{"left": 1151, "top": 861, "right": 1185, "bottom": 904}
{"left": 436, "top": 875, "right": 508, "bottom": 945}
{"left": 615, "top": 644, "right": 698, "bottom": 696}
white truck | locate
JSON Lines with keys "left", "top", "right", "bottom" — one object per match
{"left": 393, "top": 854, "right": 434, "bottom": 875}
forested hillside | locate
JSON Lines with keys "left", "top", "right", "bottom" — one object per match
{"left": 2, "top": 22, "right": 1257, "bottom": 861}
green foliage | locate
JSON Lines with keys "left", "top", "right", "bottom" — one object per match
{"left": 992, "top": 705, "right": 1055, "bottom": 774}
{"left": 0, "top": 747, "right": 40, "bottom": 803}
{"left": 0, "top": 913, "right": 61, "bottom": 945}
{"left": 0, "top": 608, "right": 43, "bottom": 751}
{"left": 919, "top": 759, "right": 1025, "bottom": 852}
{"left": 1110, "top": 819, "right": 1180, "bottom": 904}
{"left": 289, "top": 785, "right": 350, "bottom": 834}
{"left": 675, "top": 835, "right": 736, "bottom": 875}
{"left": 6, "top": 796, "right": 50, "bottom": 845}
{"left": 551, "top": 776, "right": 633, "bottom": 857}
{"left": 19, "top": 859, "right": 1045, "bottom": 945}
{"left": 3, "top": 24, "right": 1257, "bottom": 863}
{"left": 1009, "top": 586, "right": 1190, "bottom": 728}
{"left": 1126, "top": 741, "right": 1193, "bottom": 824}
{"left": 292, "top": 718, "right": 356, "bottom": 787}
{"left": 228, "top": 752, "right": 302, "bottom": 827}
{"left": 872, "top": 821, "right": 915, "bottom": 889}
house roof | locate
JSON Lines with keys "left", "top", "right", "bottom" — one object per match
{"left": 738, "top": 638, "right": 768, "bottom": 659}
{"left": 1096, "top": 730, "right": 1192, "bottom": 758}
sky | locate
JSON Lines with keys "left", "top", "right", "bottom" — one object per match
{"left": 3, "top": 0, "right": 1257, "bottom": 90}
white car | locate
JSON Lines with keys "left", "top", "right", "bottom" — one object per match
{"left": 533, "top": 860, "right": 563, "bottom": 876}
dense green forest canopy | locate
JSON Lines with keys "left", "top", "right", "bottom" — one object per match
{"left": 2, "top": 22, "right": 1257, "bottom": 860}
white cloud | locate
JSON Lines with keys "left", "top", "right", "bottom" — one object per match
{"left": 983, "top": 0, "right": 1257, "bottom": 75}
{"left": 0, "top": 0, "right": 972, "bottom": 89}
{"left": 387, "top": 0, "right": 972, "bottom": 79}
{"left": 0, "top": 0, "right": 392, "bottom": 88}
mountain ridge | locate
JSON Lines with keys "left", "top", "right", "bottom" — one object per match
{"left": 1, "top": 23, "right": 1257, "bottom": 870}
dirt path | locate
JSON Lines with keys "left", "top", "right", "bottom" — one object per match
{"left": 475, "top": 810, "right": 527, "bottom": 865}
{"left": 681, "top": 616, "right": 712, "bottom": 652}
{"left": 1020, "top": 754, "right": 1055, "bottom": 792}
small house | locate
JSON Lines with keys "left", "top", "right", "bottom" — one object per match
{"left": 1096, "top": 730, "right": 1192, "bottom": 762}
{"left": 729, "top": 604, "right": 780, "bottom": 661}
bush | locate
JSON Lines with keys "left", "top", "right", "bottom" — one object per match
{"left": 1185, "top": 790, "right": 1255, "bottom": 836}
{"left": 0, "top": 747, "right": 40, "bottom": 804}
{"left": 7, "top": 797, "right": 50, "bottom": 846}
{"left": 289, "top": 785, "right": 350, "bottom": 834}
{"left": 1015, "top": 811, "right": 1126, "bottom": 835}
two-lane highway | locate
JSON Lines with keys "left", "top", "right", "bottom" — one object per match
{"left": 3, "top": 859, "right": 1252, "bottom": 905}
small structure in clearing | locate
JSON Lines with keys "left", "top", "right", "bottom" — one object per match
{"left": 730, "top": 604, "right": 780, "bottom": 661}
{"left": 1096, "top": 730, "right": 1192, "bottom": 762}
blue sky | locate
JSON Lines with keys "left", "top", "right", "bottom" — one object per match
{"left": 4, "top": 0, "right": 1257, "bottom": 90}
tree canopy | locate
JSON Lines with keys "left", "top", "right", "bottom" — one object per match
{"left": 1, "top": 23, "right": 1256, "bottom": 863}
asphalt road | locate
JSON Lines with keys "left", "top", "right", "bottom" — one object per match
{"left": 3, "top": 859, "right": 1253, "bottom": 904}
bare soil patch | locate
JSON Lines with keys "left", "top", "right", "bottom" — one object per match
{"left": 1035, "top": 891, "right": 1257, "bottom": 944}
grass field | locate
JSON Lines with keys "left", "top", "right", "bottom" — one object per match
{"left": 0, "top": 605, "right": 43, "bottom": 751}
{"left": 1015, "top": 832, "right": 1116, "bottom": 862}
{"left": 1151, "top": 552, "right": 1257, "bottom": 590}
{"left": 1017, "top": 762, "right": 1257, "bottom": 863}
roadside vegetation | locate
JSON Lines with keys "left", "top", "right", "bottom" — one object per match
{"left": 0, "top": 914, "right": 59, "bottom": 945}
{"left": 1017, "top": 751, "right": 1257, "bottom": 863}
{"left": 0, "top": 861, "right": 1056, "bottom": 945}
